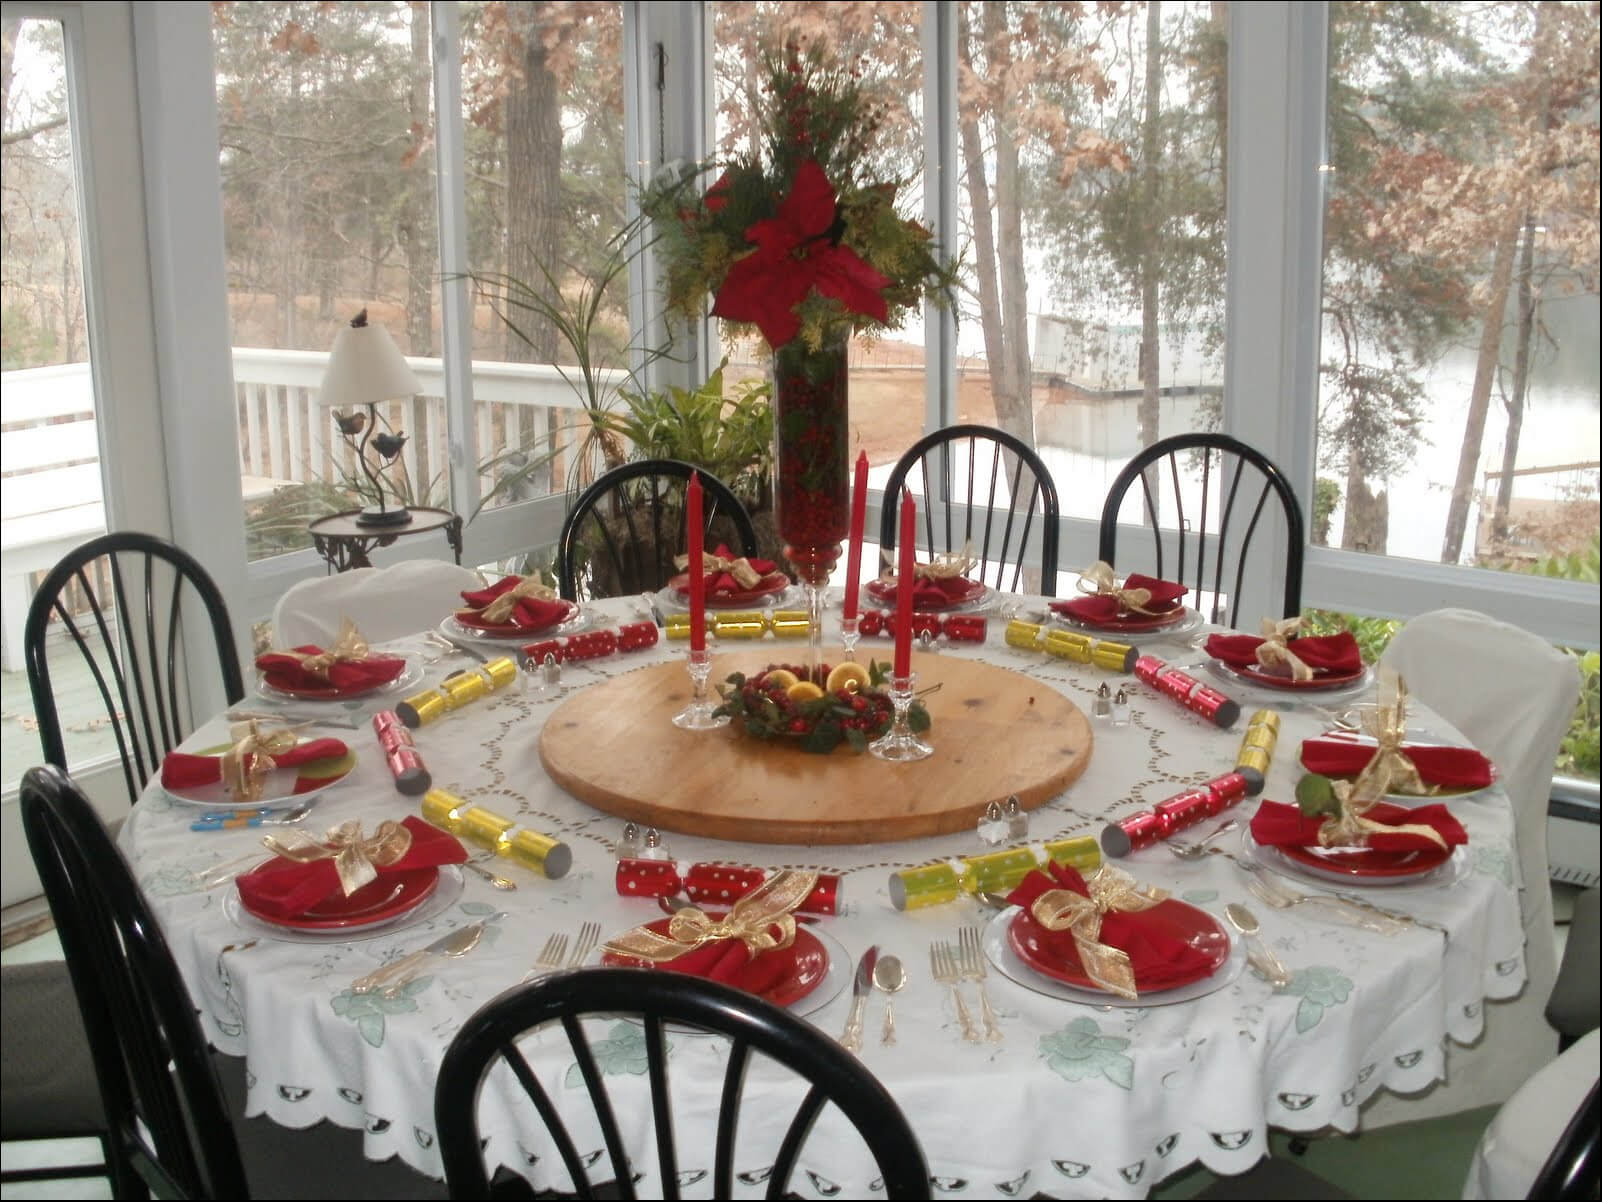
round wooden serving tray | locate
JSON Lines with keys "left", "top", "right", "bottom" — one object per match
{"left": 538, "top": 648, "right": 1092, "bottom": 845}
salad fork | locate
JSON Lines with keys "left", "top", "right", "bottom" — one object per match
{"left": 567, "top": 921, "right": 601, "bottom": 969}
{"left": 521, "top": 932, "right": 569, "bottom": 984}
{"left": 1245, "top": 874, "right": 1404, "bottom": 936}
{"left": 930, "top": 942, "right": 982, "bottom": 1044}
{"left": 957, "top": 926, "right": 1004, "bottom": 1042}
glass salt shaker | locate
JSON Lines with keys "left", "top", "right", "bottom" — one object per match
{"left": 1004, "top": 794, "right": 1029, "bottom": 840}
{"left": 640, "top": 826, "right": 672, "bottom": 860}
{"left": 616, "top": 821, "right": 642, "bottom": 860}
{"left": 1093, "top": 681, "right": 1112, "bottom": 720}
{"left": 976, "top": 800, "right": 1008, "bottom": 846}
{"left": 1113, "top": 686, "right": 1131, "bottom": 727}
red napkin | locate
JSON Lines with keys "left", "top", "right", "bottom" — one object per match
{"left": 1050, "top": 573, "right": 1187, "bottom": 624}
{"left": 878, "top": 574, "right": 975, "bottom": 609}
{"left": 254, "top": 646, "right": 406, "bottom": 694}
{"left": 1250, "top": 799, "right": 1468, "bottom": 854}
{"left": 234, "top": 815, "right": 467, "bottom": 920}
{"left": 459, "top": 577, "right": 572, "bottom": 630}
{"left": 160, "top": 738, "right": 350, "bottom": 792}
{"left": 1004, "top": 862, "right": 1219, "bottom": 991}
{"left": 652, "top": 930, "right": 796, "bottom": 996}
{"left": 1204, "top": 630, "right": 1363, "bottom": 674}
{"left": 676, "top": 545, "right": 780, "bottom": 600}
{"left": 1299, "top": 738, "right": 1495, "bottom": 789}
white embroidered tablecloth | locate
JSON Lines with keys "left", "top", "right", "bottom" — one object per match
{"left": 120, "top": 597, "right": 1528, "bottom": 1200}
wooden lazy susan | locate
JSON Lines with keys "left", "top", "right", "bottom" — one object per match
{"left": 538, "top": 647, "right": 1092, "bottom": 845}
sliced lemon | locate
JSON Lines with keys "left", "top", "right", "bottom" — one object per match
{"left": 785, "top": 681, "right": 825, "bottom": 702}
{"left": 825, "top": 661, "right": 872, "bottom": 694}
{"left": 763, "top": 668, "right": 799, "bottom": 690}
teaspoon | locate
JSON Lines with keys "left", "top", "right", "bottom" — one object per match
{"left": 1224, "top": 902, "right": 1291, "bottom": 988}
{"left": 873, "top": 955, "right": 906, "bottom": 1045}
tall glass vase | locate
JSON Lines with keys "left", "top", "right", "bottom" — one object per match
{"left": 772, "top": 329, "right": 849, "bottom": 684}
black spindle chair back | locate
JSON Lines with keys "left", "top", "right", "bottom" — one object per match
{"left": 434, "top": 968, "right": 929, "bottom": 1200}
{"left": 20, "top": 764, "right": 250, "bottom": 1200}
{"left": 557, "top": 460, "right": 760, "bottom": 602}
{"left": 879, "top": 425, "right": 1061, "bottom": 595}
{"left": 23, "top": 532, "right": 244, "bottom": 806}
{"left": 1097, "top": 433, "right": 1304, "bottom": 627}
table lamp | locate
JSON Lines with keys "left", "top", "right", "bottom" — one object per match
{"left": 319, "top": 308, "right": 421, "bottom": 527}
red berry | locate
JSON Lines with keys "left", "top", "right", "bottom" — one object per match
{"left": 788, "top": 719, "right": 809, "bottom": 733}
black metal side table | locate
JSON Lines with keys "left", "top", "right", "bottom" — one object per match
{"left": 308, "top": 507, "right": 464, "bottom": 573}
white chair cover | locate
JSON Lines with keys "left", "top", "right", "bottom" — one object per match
{"left": 1462, "top": 1027, "right": 1599, "bottom": 1199}
{"left": 271, "top": 560, "right": 485, "bottom": 648}
{"left": 1363, "top": 608, "right": 1581, "bottom": 1127}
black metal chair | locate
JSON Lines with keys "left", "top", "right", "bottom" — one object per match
{"left": 434, "top": 967, "right": 930, "bottom": 1200}
{"left": 879, "top": 424, "right": 1060, "bottom": 595}
{"left": 23, "top": 531, "right": 245, "bottom": 806}
{"left": 19, "top": 763, "right": 250, "bottom": 1199}
{"left": 556, "top": 460, "right": 761, "bottom": 602}
{"left": 1097, "top": 433, "right": 1305, "bottom": 626}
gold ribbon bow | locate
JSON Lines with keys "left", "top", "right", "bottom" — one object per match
{"left": 1320, "top": 676, "right": 1446, "bottom": 850}
{"left": 262, "top": 819, "right": 414, "bottom": 898}
{"left": 1254, "top": 617, "right": 1315, "bottom": 682}
{"left": 600, "top": 870, "right": 819, "bottom": 963}
{"left": 281, "top": 618, "right": 370, "bottom": 680}
{"left": 1029, "top": 865, "right": 1167, "bottom": 1000}
{"left": 219, "top": 720, "right": 300, "bottom": 802}
{"left": 1076, "top": 560, "right": 1159, "bottom": 616}
{"left": 878, "top": 545, "right": 978, "bottom": 583}
{"left": 673, "top": 549, "right": 765, "bottom": 591}
{"left": 477, "top": 575, "right": 558, "bottom": 625}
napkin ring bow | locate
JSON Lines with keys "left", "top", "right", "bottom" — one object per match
{"left": 1321, "top": 677, "right": 1445, "bottom": 850}
{"left": 1030, "top": 865, "right": 1166, "bottom": 1000}
{"left": 674, "top": 549, "right": 765, "bottom": 591}
{"left": 478, "top": 576, "right": 559, "bottom": 625}
{"left": 280, "top": 618, "right": 370, "bottom": 679}
{"left": 1254, "top": 617, "right": 1314, "bottom": 681}
{"left": 879, "top": 545, "right": 978, "bottom": 582}
{"left": 262, "top": 819, "right": 413, "bottom": 897}
{"left": 220, "top": 720, "right": 300, "bottom": 802}
{"left": 1076, "top": 560, "right": 1159, "bottom": 615}
{"left": 601, "top": 869, "right": 819, "bottom": 962}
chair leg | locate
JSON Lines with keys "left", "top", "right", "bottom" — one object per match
{"left": 1288, "top": 1136, "right": 1311, "bottom": 1155}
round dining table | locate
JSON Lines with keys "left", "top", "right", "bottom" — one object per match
{"left": 119, "top": 594, "right": 1529, "bottom": 1200}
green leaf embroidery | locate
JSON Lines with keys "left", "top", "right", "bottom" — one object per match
{"left": 1181, "top": 890, "right": 1219, "bottom": 904}
{"left": 1281, "top": 966, "right": 1354, "bottom": 1034}
{"left": 565, "top": 1022, "right": 656, "bottom": 1089}
{"left": 1040, "top": 1016, "right": 1135, "bottom": 1090}
{"left": 1473, "top": 846, "right": 1514, "bottom": 887}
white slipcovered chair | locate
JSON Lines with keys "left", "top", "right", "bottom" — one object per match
{"left": 1361, "top": 608, "right": 1582, "bottom": 1127}
{"left": 271, "top": 560, "right": 485, "bottom": 648}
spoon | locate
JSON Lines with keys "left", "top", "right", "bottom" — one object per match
{"left": 463, "top": 856, "right": 517, "bottom": 891}
{"left": 1224, "top": 902, "right": 1291, "bottom": 988}
{"left": 873, "top": 955, "right": 906, "bottom": 1046}
{"left": 1169, "top": 819, "right": 1240, "bottom": 860}
{"left": 380, "top": 915, "right": 502, "bottom": 998}
{"left": 975, "top": 891, "right": 1015, "bottom": 911}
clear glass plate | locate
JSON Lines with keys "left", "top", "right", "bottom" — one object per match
{"left": 222, "top": 865, "right": 465, "bottom": 943}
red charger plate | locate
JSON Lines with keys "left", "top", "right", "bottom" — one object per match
{"left": 453, "top": 600, "right": 576, "bottom": 637}
{"left": 236, "top": 865, "right": 440, "bottom": 930}
{"left": 670, "top": 571, "right": 790, "bottom": 608}
{"left": 1224, "top": 661, "right": 1367, "bottom": 691}
{"left": 1050, "top": 603, "right": 1189, "bottom": 632}
{"left": 601, "top": 917, "right": 829, "bottom": 1009}
{"left": 864, "top": 575, "right": 987, "bottom": 611}
{"left": 1007, "top": 899, "right": 1229, "bottom": 994}
{"left": 1271, "top": 802, "right": 1456, "bottom": 878}
{"left": 260, "top": 664, "right": 407, "bottom": 701}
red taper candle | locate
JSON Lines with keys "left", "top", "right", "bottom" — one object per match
{"left": 843, "top": 451, "right": 869, "bottom": 621}
{"left": 894, "top": 491, "right": 916, "bottom": 678}
{"left": 686, "top": 471, "right": 705, "bottom": 652}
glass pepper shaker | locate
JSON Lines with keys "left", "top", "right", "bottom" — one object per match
{"left": 977, "top": 800, "right": 1008, "bottom": 845}
{"left": 1113, "top": 686, "right": 1131, "bottom": 727}
{"left": 616, "top": 821, "right": 641, "bottom": 860}
{"left": 1093, "top": 681, "right": 1112, "bottom": 719}
{"left": 1004, "top": 794, "right": 1029, "bottom": 840}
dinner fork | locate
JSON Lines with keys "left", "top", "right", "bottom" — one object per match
{"left": 957, "top": 926, "right": 1004, "bottom": 1042}
{"left": 521, "top": 932, "right": 569, "bottom": 984}
{"left": 1244, "top": 874, "right": 1405, "bottom": 936}
{"left": 930, "top": 942, "right": 982, "bottom": 1044}
{"left": 567, "top": 921, "right": 601, "bottom": 969}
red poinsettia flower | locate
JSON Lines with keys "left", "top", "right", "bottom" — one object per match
{"left": 704, "top": 170, "right": 733, "bottom": 213}
{"left": 711, "top": 159, "right": 891, "bottom": 348}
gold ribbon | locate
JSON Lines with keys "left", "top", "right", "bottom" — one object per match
{"left": 1029, "top": 865, "right": 1167, "bottom": 1000}
{"left": 262, "top": 819, "right": 414, "bottom": 898}
{"left": 1254, "top": 617, "right": 1315, "bottom": 682}
{"left": 1076, "top": 560, "right": 1159, "bottom": 615}
{"left": 279, "top": 618, "right": 370, "bottom": 680}
{"left": 673, "top": 549, "right": 766, "bottom": 591}
{"left": 476, "top": 575, "right": 558, "bottom": 625}
{"left": 219, "top": 720, "right": 299, "bottom": 802}
{"left": 878, "top": 545, "right": 978, "bottom": 583}
{"left": 601, "top": 869, "right": 819, "bottom": 963}
{"left": 1320, "top": 677, "right": 1446, "bottom": 850}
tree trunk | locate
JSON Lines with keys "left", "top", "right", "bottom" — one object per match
{"left": 504, "top": 1, "right": 563, "bottom": 366}
{"left": 1440, "top": 204, "right": 1522, "bottom": 565}
{"left": 986, "top": 3, "right": 1034, "bottom": 446}
{"left": 957, "top": 5, "right": 1013, "bottom": 436}
{"left": 402, "top": 4, "right": 437, "bottom": 500}
{"left": 1341, "top": 450, "right": 1388, "bottom": 553}
{"left": 1210, "top": 2, "right": 1227, "bottom": 219}
{"left": 1493, "top": 214, "right": 1537, "bottom": 546}
{"left": 1137, "top": 0, "right": 1162, "bottom": 449}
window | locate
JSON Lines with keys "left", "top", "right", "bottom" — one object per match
{"left": 1317, "top": 1, "right": 1599, "bottom": 580}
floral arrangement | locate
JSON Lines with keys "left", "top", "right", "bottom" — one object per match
{"left": 641, "top": 40, "right": 957, "bottom": 353}
{"left": 714, "top": 659, "right": 930, "bottom": 754}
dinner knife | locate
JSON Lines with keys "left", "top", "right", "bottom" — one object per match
{"left": 351, "top": 922, "right": 486, "bottom": 994}
{"left": 435, "top": 631, "right": 491, "bottom": 664}
{"left": 838, "top": 944, "right": 878, "bottom": 1053}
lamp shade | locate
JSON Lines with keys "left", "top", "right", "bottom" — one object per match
{"left": 318, "top": 318, "right": 421, "bottom": 408}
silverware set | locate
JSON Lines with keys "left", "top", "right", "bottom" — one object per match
{"left": 522, "top": 921, "right": 601, "bottom": 984}
{"left": 928, "top": 927, "right": 1003, "bottom": 1044}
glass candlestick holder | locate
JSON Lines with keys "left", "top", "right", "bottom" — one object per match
{"left": 840, "top": 614, "right": 860, "bottom": 663}
{"left": 672, "top": 647, "right": 730, "bottom": 731}
{"left": 869, "top": 672, "right": 933, "bottom": 761}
